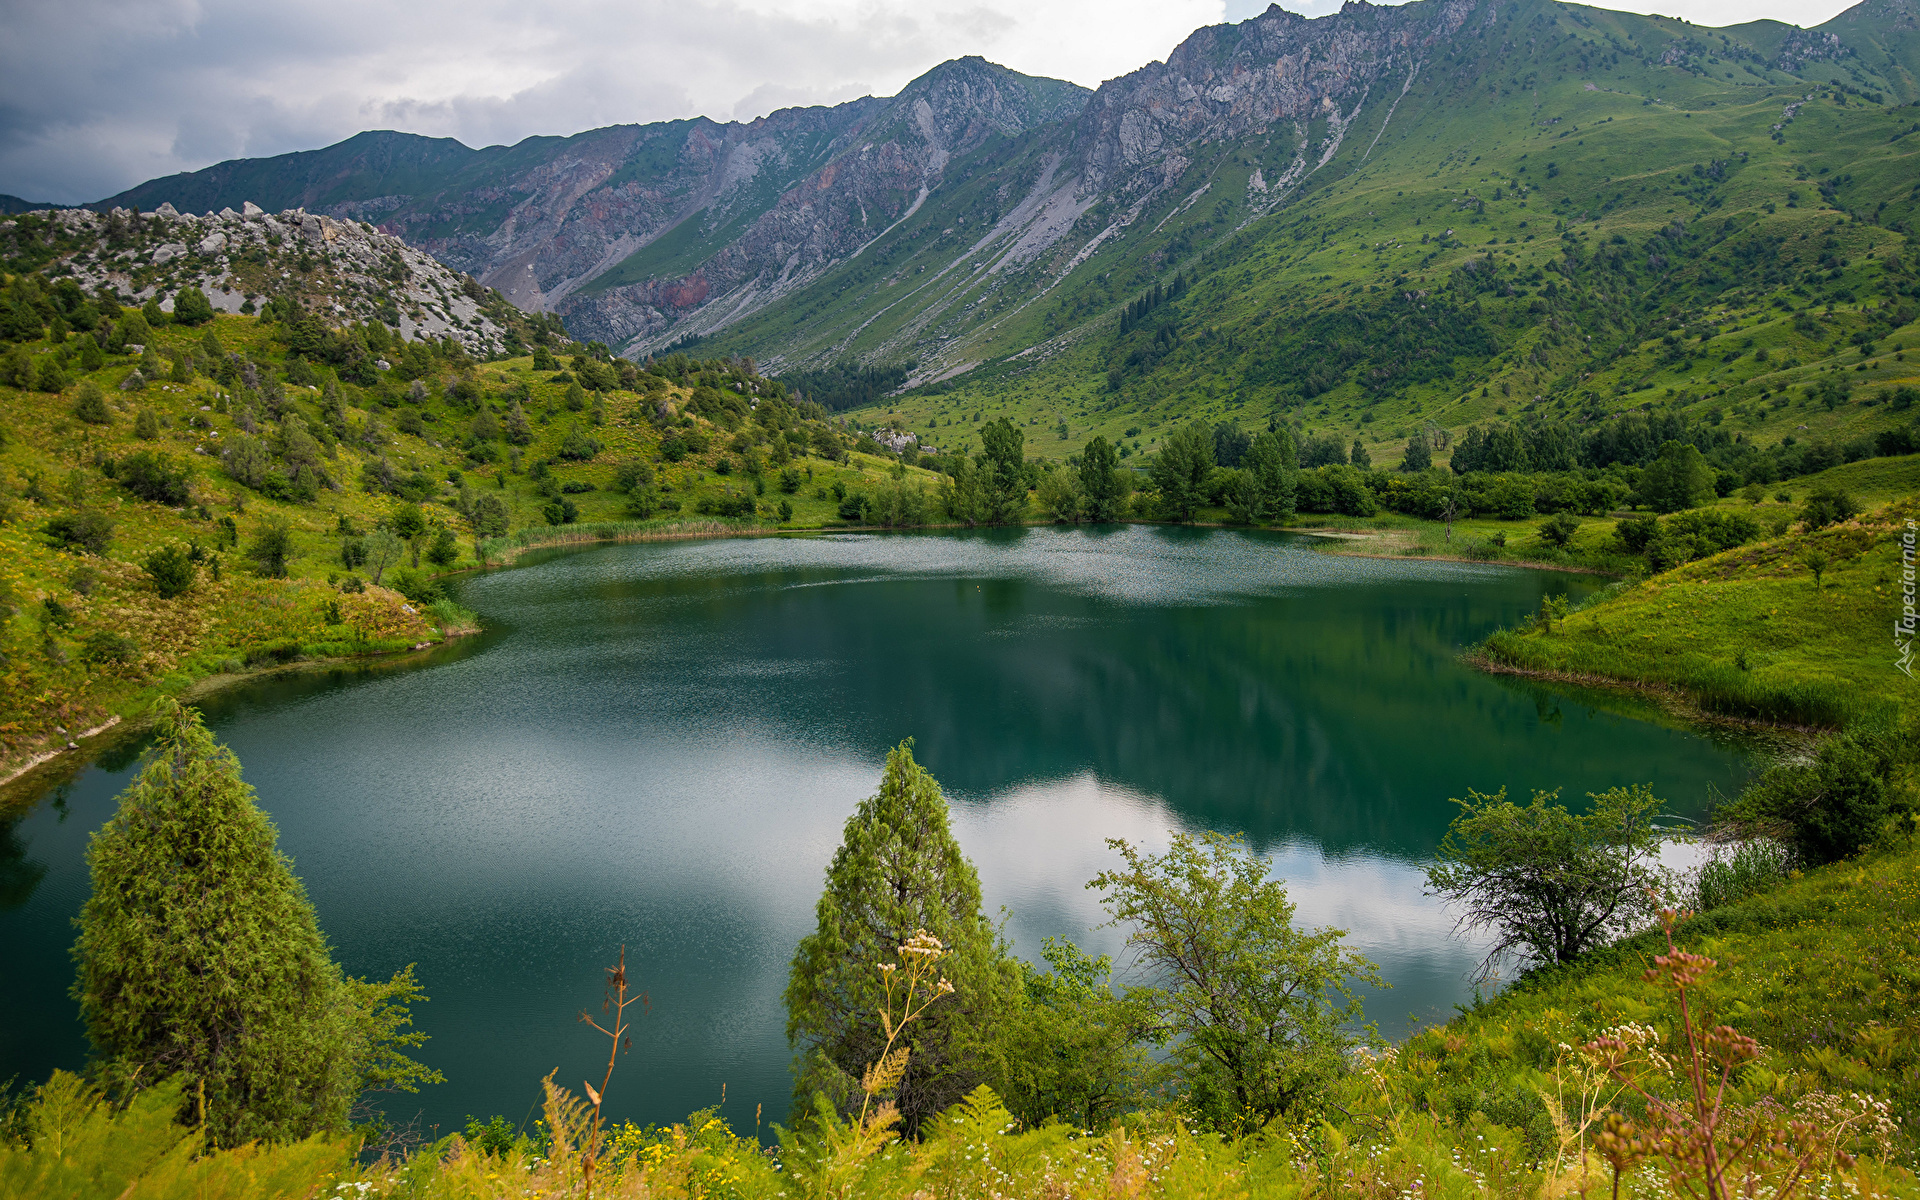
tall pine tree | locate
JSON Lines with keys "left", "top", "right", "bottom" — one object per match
{"left": 785, "top": 742, "right": 1018, "bottom": 1134}
{"left": 72, "top": 699, "right": 436, "bottom": 1144}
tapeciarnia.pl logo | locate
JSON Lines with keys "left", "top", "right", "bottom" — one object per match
{"left": 1899, "top": 519, "right": 1917, "bottom": 678}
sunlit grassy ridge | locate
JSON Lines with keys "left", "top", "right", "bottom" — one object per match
{"left": 1477, "top": 494, "right": 1917, "bottom": 725}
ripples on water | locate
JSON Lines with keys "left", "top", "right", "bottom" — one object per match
{"left": 0, "top": 526, "right": 1751, "bottom": 1136}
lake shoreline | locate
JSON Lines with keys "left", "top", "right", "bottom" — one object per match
{"left": 0, "top": 632, "right": 475, "bottom": 801}
{"left": 1461, "top": 648, "right": 1832, "bottom": 737}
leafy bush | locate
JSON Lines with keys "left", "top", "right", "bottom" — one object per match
{"left": 142, "top": 544, "right": 194, "bottom": 599}
{"left": 385, "top": 567, "right": 444, "bottom": 604}
{"left": 247, "top": 518, "right": 293, "bottom": 578}
{"left": 1800, "top": 486, "right": 1859, "bottom": 531}
{"left": 44, "top": 510, "right": 115, "bottom": 555}
{"left": 556, "top": 423, "right": 601, "bottom": 461}
{"left": 1721, "top": 722, "right": 1909, "bottom": 866}
{"left": 116, "top": 450, "right": 192, "bottom": 505}
{"left": 80, "top": 629, "right": 137, "bottom": 664}
{"left": 73, "top": 380, "right": 111, "bottom": 424}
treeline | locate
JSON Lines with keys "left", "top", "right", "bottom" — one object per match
{"left": 777, "top": 358, "right": 914, "bottom": 412}
{"left": 1447, "top": 398, "right": 1920, "bottom": 487}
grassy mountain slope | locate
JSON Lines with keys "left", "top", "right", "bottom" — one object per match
{"left": 638, "top": 0, "right": 1920, "bottom": 471}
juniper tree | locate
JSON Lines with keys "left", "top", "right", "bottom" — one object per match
{"left": 785, "top": 742, "right": 1019, "bottom": 1135}
{"left": 74, "top": 381, "right": 112, "bottom": 425}
{"left": 72, "top": 700, "right": 437, "bottom": 1144}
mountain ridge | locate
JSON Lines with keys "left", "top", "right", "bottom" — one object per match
{"left": 30, "top": 0, "right": 1920, "bottom": 457}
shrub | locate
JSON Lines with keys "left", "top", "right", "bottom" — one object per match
{"left": 385, "top": 567, "right": 444, "bottom": 604}
{"left": 223, "top": 435, "right": 273, "bottom": 489}
{"left": 80, "top": 629, "right": 138, "bottom": 664}
{"left": 556, "top": 423, "right": 600, "bottom": 461}
{"left": 171, "top": 286, "right": 215, "bottom": 326}
{"left": 143, "top": 544, "right": 195, "bottom": 599}
{"left": 117, "top": 450, "right": 192, "bottom": 505}
{"left": 542, "top": 498, "right": 579, "bottom": 525}
{"left": 1799, "top": 486, "right": 1858, "bottom": 531}
{"left": 1720, "top": 723, "right": 1908, "bottom": 866}
{"left": 73, "top": 380, "right": 111, "bottom": 424}
{"left": 45, "top": 510, "right": 115, "bottom": 555}
{"left": 614, "top": 460, "right": 654, "bottom": 493}
{"left": 247, "top": 519, "right": 294, "bottom": 578}
{"left": 425, "top": 527, "right": 459, "bottom": 567}
{"left": 1539, "top": 511, "right": 1580, "bottom": 547}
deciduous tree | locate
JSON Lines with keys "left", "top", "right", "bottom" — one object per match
{"left": 1424, "top": 785, "right": 1669, "bottom": 980}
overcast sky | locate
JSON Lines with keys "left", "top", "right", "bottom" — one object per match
{"left": 0, "top": 0, "right": 1862, "bottom": 206}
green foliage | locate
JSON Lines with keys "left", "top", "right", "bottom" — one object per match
{"left": 556, "top": 422, "right": 601, "bottom": 461}
{"left": 986, "top": 938, "right": 1152, "bottom": 1130}
{"left": 1538, "top": 510, "right": 1580, "bottom": 548}
{"left": 247, "top": 518, "right": 294, "bottom": 578}
{"left": 142, "top": 544, "right": 195, "bottom": 599}
{"left": 1635, "top": 440, "right": 1717, "bottom": 513}
{"left": 1425, "top": 784, "right": 1669, "bottom": 979}
{"left": 43, "top": 509, "right": 114, "bottom": 555}
{"left": 976, "top": 417, "right": 1027, "bottom": 525}
{"left": 1090, "top": 831, "right": 1379, "bottom": 1133}
{"left": 1720, "top": 721, "right": 1912, "bottom": 867}
{"left": 116, "top": 450, "right": 191, "bottom": 505}
{"left": 1225, "top": 431, "right": 1296, "bottom": 525}
{"left": 170, "top": 286, "right": 215, "bottom": 327}
{"left": 0, "top": 1072, "right": 353, "bottom": 1199}
{"left": 71, "top": 700, "right": 437, "bottom": 1145}
{"left": 1148, "top": 423, "right": 1214, "bottom": 522}
{"left": 1800, "top": 486, "right": 1860, "bottom": 531}
{"left": 72, "top": 380, "right": 110, "bottom": 424}
{"left": 1035, "top": 466, "right": 1081, "bottom": 521}
{"left": 1692, "top": 838, "right": 1791, "bottom": 911}
{"left": 1077, "top": 435, "right": 1128, "bottom": 522}
{"left": 425, "top": 526, "right": 460, "bottom": 567}
{"left": 785, "top": 742, "right": 1020, "bottom": 1136}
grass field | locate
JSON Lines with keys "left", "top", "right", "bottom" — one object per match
{"left": 1475, "top": 494, "right": 1916, "bottom": 726}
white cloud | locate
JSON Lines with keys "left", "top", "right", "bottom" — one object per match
{"left": 0, "top": 0, "right": 1219, "bottom": 205}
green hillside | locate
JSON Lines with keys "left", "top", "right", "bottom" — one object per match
{"left": 0, "top": 297, "right": 945, "bottom": 786}
{"left": 647, "top": 0, "right": 1920, "bottom": 470}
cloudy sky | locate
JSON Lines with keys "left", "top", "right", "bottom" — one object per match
{"left": 1, "top": 0, "right": 1862, "bottom": 205}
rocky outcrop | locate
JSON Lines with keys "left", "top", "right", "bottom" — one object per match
{"left": 21, "top": 203, "right": 517, "bottom": 354}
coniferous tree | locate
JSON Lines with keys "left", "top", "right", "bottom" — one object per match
{"left": 1149, "top": 422, "right": 1215, "bottom": 522}
{"left": 73, "top": 700, "right": 436, "bottom": 1144}
{"left": 1399, "top": 428, "right": 1432, "bottom": 472}
{"left": 1078, "top": 435, "right": 1127, "bottom": 522}
{"left": 1349, "top": 439, "right": 1371, "bottom": 470}
{"left": 785, "top": 742, "right": 1019, "bottom": 1135}
{"left": 74, "top": 381, "right": 112, "bottom": 425}
{"left": 171, "top": 286, "right": 215, "bottom": 327}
